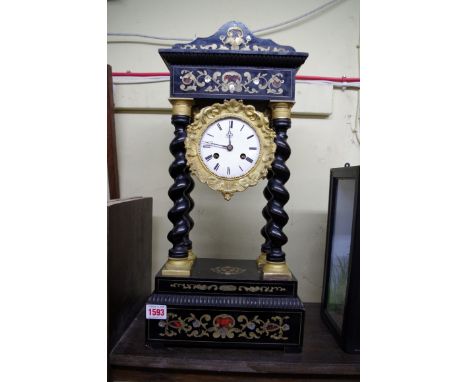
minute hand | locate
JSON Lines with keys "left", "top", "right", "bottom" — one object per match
{"left": 201, "top": 141, "right": 229, "bottom": 149}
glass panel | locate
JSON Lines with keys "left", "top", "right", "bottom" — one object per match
{"left": 326, "top": 178, "right": 356, "bottom": 332}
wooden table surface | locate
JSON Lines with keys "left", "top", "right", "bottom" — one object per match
{"left": 109, "top": 303, "right": 359, "bottom": 381}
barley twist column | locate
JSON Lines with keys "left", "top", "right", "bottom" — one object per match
{"left": 162, "top": 98, "right": 194, "bottom": 276}
{"left": 257, "top": 169, "right": 273, "bottom": 268}
{"left": 185, "top": 167, "right": 196, "bottom": 261}
{"left": 262, "top": 102, "right": 294, "bottom": 280}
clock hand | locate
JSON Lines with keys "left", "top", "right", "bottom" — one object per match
{"left": 201, "top": 141, "right": 229, "bottom": 149}
{"left": 226, "top": 121, "right": 234, "bottom": 151}
{"left": 227, "top": 124, "right": 233, "bottom": 146}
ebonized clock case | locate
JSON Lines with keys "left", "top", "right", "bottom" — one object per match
{"left": 145, "top": 21, "right": 308, "bottom": 351}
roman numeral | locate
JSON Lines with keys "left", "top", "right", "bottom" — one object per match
{"left": 245, "top": 157, "right": 253, "bottom": 163}
{"left": 205, "top": 154, "right": 213, "bottom": 161}
{"left": 227, "top": 167, "right": 230, "bottom": 175}
{"left": 217, "top": 123, "right": 222, "bottom": 131}
{"left": 247, "top": 134, "right": 254, "bottom": 139}
{"left": 214, "top": 163, "right": 220, "bottom": 171}
{"left": 249, "top": 147, "right": 257, "bottom": 150}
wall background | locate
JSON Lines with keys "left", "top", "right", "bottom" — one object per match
{"left": 107, "top": 0, "right": 360, "bottom": 302}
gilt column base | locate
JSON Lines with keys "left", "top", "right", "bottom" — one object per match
{"left": 256, "top": 252, "right": 267, "bottom": 268}
{"left": 161, "top": 257, "right": 194, "bottom": 277}
{"left": 262, "top": 261, "right": 292, "bottom": 280}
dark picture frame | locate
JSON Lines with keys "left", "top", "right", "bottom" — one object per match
{"left": 107, "top": 64, "right": 120, "bottom": 200}
{"left": 321, "top": 165, "right": 360, "bottom": 354}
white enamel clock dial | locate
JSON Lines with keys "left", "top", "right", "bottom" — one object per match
{"left": 199, "top": 118, "right": 260, "bottom": 178}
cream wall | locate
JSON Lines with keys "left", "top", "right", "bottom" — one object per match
{"left": 107, "top": 0, "right": 360, "bottom": 302}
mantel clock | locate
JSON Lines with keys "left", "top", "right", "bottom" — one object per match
{"left": 146, "top": 21, "right": 308, "bottom": 352}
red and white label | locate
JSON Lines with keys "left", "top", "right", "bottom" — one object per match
{"left": 146, "top": 304, "right": 167, "bottom": 319}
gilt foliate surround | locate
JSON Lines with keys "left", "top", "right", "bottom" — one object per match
{"left": 185, "top": 99, "right": 276, "bottom": 200}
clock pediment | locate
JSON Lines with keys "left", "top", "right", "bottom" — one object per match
{"left": 160, "top": 21, "right": 308, "bottom": 101}
{"left": 172, "top": 20, "right": 296, "bottom": 53}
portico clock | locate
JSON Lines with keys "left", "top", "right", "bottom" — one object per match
{"left": 186, "top": 99, "right": 276, "bottom": 200}
{"left": 146, "top": 21, "right": 309, "bottom": 352}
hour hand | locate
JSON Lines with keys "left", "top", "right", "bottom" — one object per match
{"left": 201, "top": 141, "right": 229, "bottom": 149}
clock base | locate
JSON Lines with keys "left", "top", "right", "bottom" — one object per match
{"left": 146, "top": 258, "right": 305, "bottom": 351}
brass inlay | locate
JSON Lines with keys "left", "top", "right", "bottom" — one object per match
{"left": 168, "top": 282, "right": 287, "bottom": 293}
{"left": 177, "top": 24, "right": 291, "bottom": 53}
{"left": 185, "top": 99, "right": 276, "bottom": 200}
{"left": 179, "top": 69, "right": 285, "bottom": 95}
{"left": 219, "top": 284, "right": 237, "bottom": 292}
{"left": 169, "top": 98, "right": 193, "bottom": 116}
{"left": 262, "top": 261, "right": 292, "bottom": 280}
{"left": 210, "top": 265, "right": 246, "bottom": 276}
{"left": 170, "top": 282, "right": 218, "bottom": 291}
{"left": 270, "top": 101, "right": 294, "bottom": 119}
{"left": 238, "top": 285, "right": 286, "bottom": 293}
{"left": 221, "top": 26, "right": 250, "bottom": 50}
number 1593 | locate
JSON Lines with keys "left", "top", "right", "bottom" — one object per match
{"left": 146, "top": 304, "right": 167, "bottom": 319}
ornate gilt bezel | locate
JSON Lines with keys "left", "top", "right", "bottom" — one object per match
{"left": 186, "top": 99, "right": 276, "bottom": 200}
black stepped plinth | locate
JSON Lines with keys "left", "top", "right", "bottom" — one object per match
{"left": 155, "top": 258, "right": 298, "bottom": 297}
{"left": 146, "top": 258, "right": 305, "bottom": 351}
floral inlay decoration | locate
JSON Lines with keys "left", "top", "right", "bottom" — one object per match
{"left": 158, "top": 312, "right": 290, "bottom": 340}
{"left": 210, "top": 265, "right": 247, "bottom": 276}
{"left": 179, "top": 70, "right": 284, "bottom": 95}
